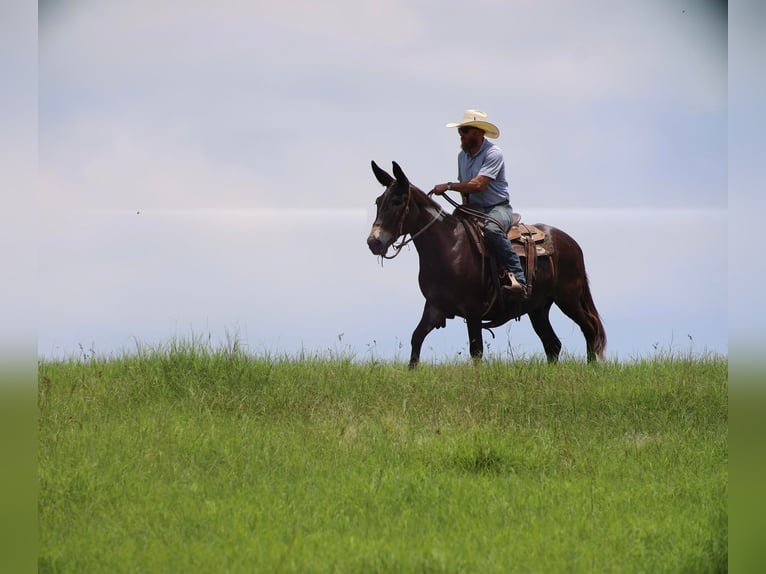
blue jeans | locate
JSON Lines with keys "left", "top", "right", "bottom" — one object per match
{"left": 478, "top": 203, "right": 526, "bottom": 286}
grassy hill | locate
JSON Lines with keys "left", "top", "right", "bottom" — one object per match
{"left": 39, "top": 341, "right": 727, "bottom": 573}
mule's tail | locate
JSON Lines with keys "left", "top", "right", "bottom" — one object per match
{"left": 581, "top": 270, "right": 607, "bottom": 359}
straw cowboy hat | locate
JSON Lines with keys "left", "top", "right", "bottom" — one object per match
{"left": 446, "top": 109, "right": 500, "bottom": 139}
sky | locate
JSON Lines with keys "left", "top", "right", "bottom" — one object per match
{"left": 33, "top": 0, "right": 734, "bottom": 362}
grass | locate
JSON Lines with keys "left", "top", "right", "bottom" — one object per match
{"left": 38, "top": 339, "right": 727, "bottom": 573}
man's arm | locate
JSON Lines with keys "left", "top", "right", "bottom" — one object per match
{"left": 431, "top": 175, "right": 491, "bottom": 196}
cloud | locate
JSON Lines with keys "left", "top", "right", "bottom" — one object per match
{"left": 40, "top": 0, "right": 726, "bottom": 212}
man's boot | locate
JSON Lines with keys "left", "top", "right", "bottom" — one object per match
{"left": 502, "top": 271, "right": 527, "bottom": 300}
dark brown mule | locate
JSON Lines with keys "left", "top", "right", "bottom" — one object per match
{"left": 366, "top": 161, "right": 606, "bottom": 367}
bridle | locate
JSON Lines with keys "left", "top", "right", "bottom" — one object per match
{"left": 380, "top": 185, "right": 445, "bottom": 260}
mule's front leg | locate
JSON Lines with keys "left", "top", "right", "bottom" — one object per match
{"left": 466, "top": 319, "right": 483, "bottom": 364}
{"left": 409, "top": 302, "right": 446, "bottom": 369}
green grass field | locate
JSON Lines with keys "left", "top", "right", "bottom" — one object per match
{"left": 38, "top": 341, "right": 727, "bottom": 573}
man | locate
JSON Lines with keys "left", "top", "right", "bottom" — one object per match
{"left": 431, "top": 109, "right": 527, "bottom": 299}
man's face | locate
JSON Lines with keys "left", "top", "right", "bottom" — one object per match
{"left": 458, "top": 126, "right": 484, "bottom": 152}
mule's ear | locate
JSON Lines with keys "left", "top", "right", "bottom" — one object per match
{"left": 391, "top": 162, "right": 410, "bottom": 189}
{"left": 371, "top": 160, "right": 394, "bottom": 187}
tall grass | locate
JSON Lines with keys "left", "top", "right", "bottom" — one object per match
{"left": 39, "top": 339, "right": 727, "bottom": 573}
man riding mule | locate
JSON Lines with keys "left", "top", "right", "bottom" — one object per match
{"left": 367, "top": 161, "right": 606, "bottom": 367}
{"left": 431, "top": 109, "right": 527, "bottom": 300}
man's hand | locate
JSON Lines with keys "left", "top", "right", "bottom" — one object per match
{"left": 431, "top": 183, "right": 450, "bottom": 195}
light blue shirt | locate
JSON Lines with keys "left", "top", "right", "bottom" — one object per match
{"left": 457, "top": 138, "right": 509, "bottom": 208}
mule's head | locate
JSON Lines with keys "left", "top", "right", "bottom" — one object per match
{"left": 367, "top": 161, "right": 411, "bottom": 255}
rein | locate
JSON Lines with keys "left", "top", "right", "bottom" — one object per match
{"left": 381, "top": 187, "right": 445, "bottom": 260}
{"left": 439, "top": 192, "right": 505, "bottom": 230}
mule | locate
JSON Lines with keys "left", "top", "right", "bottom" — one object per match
{"left": 366, "top": 161, "right": 606, "bottom": 367}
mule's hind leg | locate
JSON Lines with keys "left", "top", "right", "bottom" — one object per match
{"left": 528, "top": 300, "right": 562, "bottom": 363}
{"left": 409, "top": 302, "right": 446, "bottom": 369}
{"left": 554, "top": 293, "right": 603, "bottom": 362}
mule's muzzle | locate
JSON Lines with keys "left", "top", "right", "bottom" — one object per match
{"left": 367, "top": 235, "right": 387, "bottom": 256}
